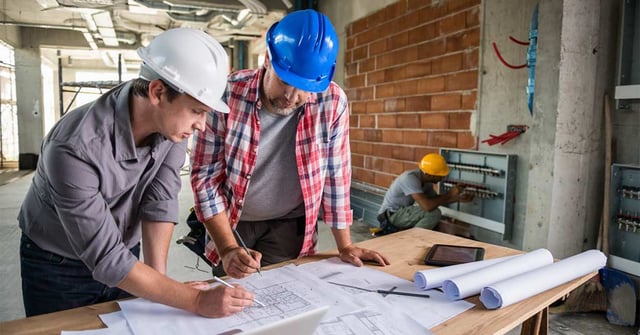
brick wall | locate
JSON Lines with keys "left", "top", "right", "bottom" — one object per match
{"left": 345, "top": 0, "right": 480, "bottom": 189}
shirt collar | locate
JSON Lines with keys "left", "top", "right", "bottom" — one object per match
{"left": 113, "top": 81, "right": 138, "bottom": 162}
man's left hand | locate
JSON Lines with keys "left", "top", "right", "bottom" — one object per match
{"left": 338, "top": 245, "right": 390, "bottom": 267}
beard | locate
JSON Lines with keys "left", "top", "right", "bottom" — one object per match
{"left": 268, "top": 98, "right": 302, "bottom": 116}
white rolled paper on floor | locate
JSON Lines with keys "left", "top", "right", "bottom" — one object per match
{"left": 413, "top": 255, "right": 516, "bottom": 290}
{"left": 479, "top": 249, "right": 607, "bottom": 309}
{"left": 442, "top": 248, "right": 554, "bottom": 300}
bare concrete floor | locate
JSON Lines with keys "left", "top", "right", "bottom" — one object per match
{"left": 0, "top": 171, "right": 637, "bottom": 334}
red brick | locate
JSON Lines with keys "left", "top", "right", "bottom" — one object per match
{"left": 397, "top": 114, "right": 421, "bottom": 128}
{"left": 428, "top": 131, "right": 458, "bottom": 147}
{"left": 350, "top": 18, "right": 369, "bottom": 35}
{"left": 351, "top": 128, "right": 365, "bottom": 141}
{"left": 418, "top": 3, "right": 447, "bottom": 23}
{"left": 346, "top": 74, "right": 366, "bottom": 88}
{"left": 351, "top": 101, "right": 367, "bottom": 114}
{"left": 403, "top": 130, "right": 428, "bottom": 145}
{"left": 420, "top": 113, "right": 449, "bottom": 129}
{"left": 382, "top": 130, "right": 404, "bottom": 144}
{"left": 385, "top": 66, "right": 408, "bottom": 82}
{"left": 352, "top": 141, "right": 373, "bottom": 155}
{"left": 367, "top": 70, "right": 386, "bottom": 85}
{"left": 376, "top": 84, "right": 396, "bottom": 99}
{"left": 351, "top": 154, "right": 364, "bottom": 168}
{"left": 439, "top": 12, "right": 467, "bottom": 35}
{"left": 432, "top": 53, "right": 463, "bottom": 74}
{"left": 347, "top": 36, "right": 355, "bottom": 50}
{"left": 397, "top": 79, "right": 419, "bottom": 96}
{"left": 392, "top": 146, "right": 415, "bottom": 161}
{"left": 389, "top": 31, "right": 410, "bottom": 50}
{"left": 345, "top": 62, "right": 358, "bottom": 77}
{"left": 431, "top": 93, "right": 461, "bottom": 110}
{"left": 349, "top": 114, "right": 358, "bottom": 128}
{"left": 446, "top": 28, "right": 480, "bottom": 52}
{"left": 366, "top": 101, "right": 385, "bottom": 114}
{"left": 364, "top": 129, "right": 383, "bottom": 142}
{"left": 463, "top": 48, "right": 479, "bottom": 69}
{"left": 408, "top": 23, "right": 436, "bottom": 45}
{"left": 405, "top": 95, "right": 431, "bottom": 111}
{"left": 353, "top": 167, "right": 374, "bottom": 184}
{"left": 384, "top": 98, "right": 406, "bottom": 113}
{"left": 351, "top": 87, "right": 375, "bottom": 101}
{"left": 360, "top": 115, "right": 376, "bottom": 127}
{"left": 389, "top": 10, "right": 421, "bottom": 32}
{"left": 374, "top": 173, "right": 396, "bottom": 188}
{"left": 387, "top": 1, "right": 409, "bottom": 19}
{"left": 378, "top": 115, "right": 397, "bottom": 128}
{"left": 417, "top": 76, "right": 445, "bottom": 94}
{"left": 417, "top": 39, "right": 446, "bottom": 59}
{"left": 374, "top": 143, "right": 395, "bottom": 159}
{"left": 466, "top": 7, "right": 480, "bottom": 27}
{"left": 355, "top": 28, "right": 383, "bottom": 47}
{"left": 352, "top": 45, "right": 368, "bottom": 62}
{"left": 360, "top": 58, "right": 376, "bottom": 72}
{"left": 445, "top": 70, "right": 478, "bottom": 91}
{"left": 461, "top": 91, "right": 477, "bottom": 109}
{"left": 365, "top": 157, "right": 383, "bottom": 171}
{"left": 377, "top": 46, "right": 419, "bottom": 69}
{"left": 405, "top": 61, "right": 432, "bottom": 79}
{"left": 450, "top": 112, "right": 471, "bottom": 129}
{"left": 457, "top": 131, "right": 476, "bottom": 149}
{"left": 383, "top": 159, "right": 405, "bottom": 175}
{"left": 446, "top": 0, "right": 481, "bottom": 13}
{"left": 370, "top": 39, "right": 388, "bottom": 56}
{"left": 408, "top": 0, "right": 432, "bottom": 10}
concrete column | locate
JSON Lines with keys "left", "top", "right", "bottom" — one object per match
{"left": 15, "top": 47, "right": 44, "bottom": 169}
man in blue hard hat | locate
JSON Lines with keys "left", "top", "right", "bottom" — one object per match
{"left": 190, "top": 9, "right": 390, "bottom": 278}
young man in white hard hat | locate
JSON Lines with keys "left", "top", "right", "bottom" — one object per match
{"left": 18, "top": 28, "right": 256, "bottom": 318}
{"left": 190, "top": 9, "right": 390, "bottom": 279}
{"left": 374, "top": 153, "right": 474, "bottom": 236}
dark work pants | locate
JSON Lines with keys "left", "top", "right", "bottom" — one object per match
{"left": 212, "top": 216, "right": 307, "bottom": 277}
{"left": 20, "top": 233, "right": 139, "bottom": 317}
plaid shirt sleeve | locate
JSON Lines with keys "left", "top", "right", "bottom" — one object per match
{"left": 320, "top": 86, "right": 352, "bottom": 229}
{"left": 190, "top": 110, "right": 228, "bottom": 223}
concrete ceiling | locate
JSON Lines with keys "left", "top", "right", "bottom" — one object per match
{"left": 0, "top": 0, "right": 291, "bottom": 69}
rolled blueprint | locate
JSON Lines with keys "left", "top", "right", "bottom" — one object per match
{"left": 479, "top": 249, "right": 607, "bottom": 309}
{"left": 413, "top": 255, "right": 516, "bottom": 290}
{"left": 442, "top": 248, "right": 554, "bottom": 300}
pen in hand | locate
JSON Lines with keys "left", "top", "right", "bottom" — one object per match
{"left": 212, "top": 276, "right": 266, "bottom": 307}
{"left": 232, "top": 228, "right": 262, "bottom": 277}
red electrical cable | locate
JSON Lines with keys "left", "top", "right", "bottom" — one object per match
{"left": 492, "top": 42, "right": 527, "bottom": 69}
{"left": 509, "top": 36, "right": 530, "bottom": 46}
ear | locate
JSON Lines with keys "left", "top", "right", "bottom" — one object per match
{"left": 148, "top": 80, "right": 164, "bottom": 105}
{"left": 263, "top": 52, "right": 271, "bottom": 69}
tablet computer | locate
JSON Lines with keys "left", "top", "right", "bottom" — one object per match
{"left": 424, "top": 244, "right": 485, "bottom": 266}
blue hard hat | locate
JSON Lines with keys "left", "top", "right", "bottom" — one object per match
{"left": 266, "top": 9, "right": 338, "bottom": 93}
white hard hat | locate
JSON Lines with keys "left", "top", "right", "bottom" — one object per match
{"left": 137, "top": 28, "right": 230, "bottom": 113}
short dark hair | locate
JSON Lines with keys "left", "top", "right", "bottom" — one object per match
{"left": 131, "top": 78, "right": 181, "bottom": 102}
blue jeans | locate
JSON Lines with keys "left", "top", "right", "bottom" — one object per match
{"left": 20, "top": 233, "right": 140, "bottom": 317}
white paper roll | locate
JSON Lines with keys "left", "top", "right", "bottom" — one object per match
{"left": 479, "top": 249, "right": 607, "bottom": 309}
{"left": 413, "top": 255, "right": 515, "bottom": 290}
{"left": 442, "top": 248, "right": 554, "bottom": 300}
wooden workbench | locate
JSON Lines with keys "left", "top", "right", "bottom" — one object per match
{"left": 1, "top": 228, "right": 595, "bottom": 335}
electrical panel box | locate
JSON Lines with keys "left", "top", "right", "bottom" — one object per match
{"left": 615, "top": 0, "right": 640, "bottom": 105}
{"left": 438, "top": 149, "right": 517, "bottom": 239}
{"left": 608, "top": 164, "right": 640, "bottom": 276}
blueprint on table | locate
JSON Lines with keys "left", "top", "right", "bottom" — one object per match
{"left": 63, "top": 260, "right": 466, "bottom": 334}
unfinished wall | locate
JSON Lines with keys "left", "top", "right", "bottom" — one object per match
{"left": 343, "top": 0, "right": 480, "bottom": 189}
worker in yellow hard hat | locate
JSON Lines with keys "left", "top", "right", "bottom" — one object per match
{"left": 373, "top": 153, "right": 474, "bottom": 236}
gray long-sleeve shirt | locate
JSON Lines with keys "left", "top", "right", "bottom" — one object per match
{"left": 18, "top": 81, "right": 185, "bottom": 287}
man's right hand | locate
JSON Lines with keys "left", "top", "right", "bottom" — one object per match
{"left": 195, "top": 284, "right": 255, "bottom": 318}
{"left": 221, "top": 246, "right": 262, "bottom": 279}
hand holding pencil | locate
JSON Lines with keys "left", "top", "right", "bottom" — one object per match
{"left": 220, "top": 228, "right": 263, "bottom": 279}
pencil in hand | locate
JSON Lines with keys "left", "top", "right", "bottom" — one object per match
{"left": 232, "top": 228, "right": 262, "bottom": 277}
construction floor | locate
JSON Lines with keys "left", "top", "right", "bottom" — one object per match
{"left": 0, "top": 170, "right": 637, "bottom": 334}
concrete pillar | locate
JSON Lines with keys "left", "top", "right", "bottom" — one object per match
{"left": 15, "top": 47, "right": 44, "bottom": 170}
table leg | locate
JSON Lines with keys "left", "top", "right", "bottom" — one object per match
{"left": 520, "top": 307, "right": 549, "bottom": 335}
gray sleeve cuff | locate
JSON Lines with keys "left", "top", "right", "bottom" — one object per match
{"left": 92, "top": 245, "right": 138, "bottom": 287}
{"left": 139, "top": 199, "right": 179, "bottom": 224}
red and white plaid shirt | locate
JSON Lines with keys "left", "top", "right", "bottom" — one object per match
{"left": 190, "top": 67, "right": 353, "bottom": 264}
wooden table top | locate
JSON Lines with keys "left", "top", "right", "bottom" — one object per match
{"left": 1, "top": 228, "right": 595, "bottom": 335}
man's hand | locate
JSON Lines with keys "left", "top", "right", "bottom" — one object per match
{"left": 338, "top": 245, "right": 390, "bottom": 267}
{"left": 221, "top": 247, "right": 262, "bottom": 279}
{"left": 194, "top": 284, "right": 255, "bottom": 318}
{"left": 449, "top": 185, "right": 474, "bottom": 203}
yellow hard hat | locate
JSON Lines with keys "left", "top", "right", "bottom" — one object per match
{"left": 419, "top": 153, "right": 449, "bottom": 176}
